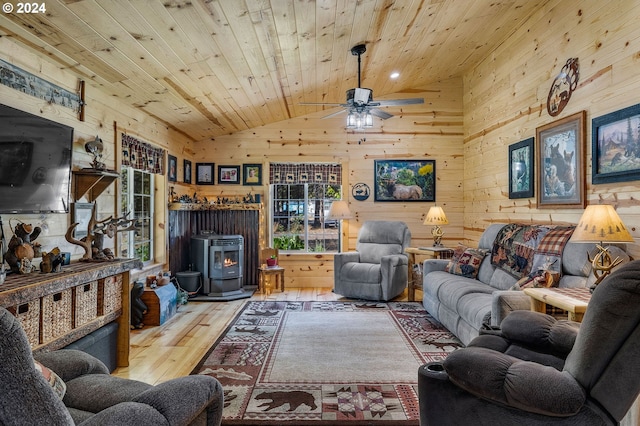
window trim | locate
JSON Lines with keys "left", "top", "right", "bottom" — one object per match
{"left": 120, "top": 166, "right": 155, "bottom": 265}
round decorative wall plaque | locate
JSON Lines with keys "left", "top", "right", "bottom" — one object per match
{"left": 547, "top": 58, "right": 580, "bottom": 117}
{"left": 352, "top": 183, "right": 370, "bottom": 201}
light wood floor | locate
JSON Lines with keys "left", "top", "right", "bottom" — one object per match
{"left": 113, "top": 287, "right": 417, "bottom": 384}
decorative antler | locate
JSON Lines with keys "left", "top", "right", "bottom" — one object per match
{"left": 588, "top": 244, "right": 624, "bottom": 286}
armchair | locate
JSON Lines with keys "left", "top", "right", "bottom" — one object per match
{"left": 334, "top": 221, "right": 411, "bottom": 301}
{"left": 418, "top": 260, "right": 640, "bottom": 425}
{"left": 0, "top": 307, "right": 224, "bottom": 426}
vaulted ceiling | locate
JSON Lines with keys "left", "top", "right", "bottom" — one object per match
{"left": 0, "top": 0, "right": 549, "bottom": 142}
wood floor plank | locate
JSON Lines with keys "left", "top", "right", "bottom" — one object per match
{"left": 113, "top": 287, "right": 418, "bottom": 384}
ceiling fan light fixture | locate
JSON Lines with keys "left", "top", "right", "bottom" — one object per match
{"left": 346, "top": 110, "right": 373, "bottom": 130}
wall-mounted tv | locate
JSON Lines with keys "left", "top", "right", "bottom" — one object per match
{"left": 0, "top": 104, "right": 74, "bottom": 213}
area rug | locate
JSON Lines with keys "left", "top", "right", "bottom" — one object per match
{"left": 193, "top": 301, "right": 463, "bottom": 425}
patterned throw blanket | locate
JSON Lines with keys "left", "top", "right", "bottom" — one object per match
{"left": 490, "top": 224, "right": 575, "bottom": 278}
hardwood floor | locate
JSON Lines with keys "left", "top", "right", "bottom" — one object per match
{"left": 114, "top": 287, "right": 417, "bottom": 384}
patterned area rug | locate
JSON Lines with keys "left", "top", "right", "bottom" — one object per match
{"left": 193, "top": 301, "right": 462, "bottom": 425}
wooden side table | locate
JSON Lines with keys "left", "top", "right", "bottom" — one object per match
{"left": 523, "top": 287, "right": 591, "bottom": 322}
{"left": 406, "top": 246, "right": 454, "bottom": 301}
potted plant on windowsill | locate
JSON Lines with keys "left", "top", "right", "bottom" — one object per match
{"left": 266, "top": 255, "right": 278, "bottom": 267}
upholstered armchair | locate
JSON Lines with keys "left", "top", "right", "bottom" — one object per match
{"left": 334, "top": 221, "right": 411, "bottom": 301}
{"left": 0, "top": 307, "right": 224, "bottom": 426}
{"left": 418, "top": 260, "right": 640, "bottom": 425}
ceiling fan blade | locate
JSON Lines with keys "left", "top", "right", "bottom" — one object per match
{"left": 370, "top": 108, "right": 393, "bottom": 120}
{"left": 321, "top": 109, "right": 348, "bottom": 119}
{"left": 300, "top": 102, "right": 344, "bottom": 106}
{"left": 376, "top": 97, "right": 424, "bottom": 106}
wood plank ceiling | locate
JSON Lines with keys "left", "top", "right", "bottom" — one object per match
{"left": 0, "top": 0, "right": 549, "bottom": 143}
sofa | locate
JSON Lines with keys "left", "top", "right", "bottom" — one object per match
{"left": 421, "top": 223, "right": 629, "bottom": 345}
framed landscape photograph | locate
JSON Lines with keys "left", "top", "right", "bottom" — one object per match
{"left": 167, "top": 154, "right": 177, "bottom": 182}
{"left": 536, "top": 111, "right": 586, "bottom": 209}
{"left": 218, "top": 165, "right": 240, "bottom": 184}
{"left": 243, "top": 163, "right": 262, "bottom": 185}
{"left": 374, "top": 159, "right": 435, "bottom": 202}
{"left": 183, "top": 159, "right": 192, "bottom": 184}
{"left": 592, "top": 103, "right": 640, "bottom": 184}
{"left": 196, "top": 162, "right": 215, "bottom": 185}
{"left": 508, "top": 137, "right": 534, "bottom": 199}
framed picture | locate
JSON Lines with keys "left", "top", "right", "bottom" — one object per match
{"left": 508, "top": 137, "right": 534, "bottom": 199}
{"left": 218, "top": 165, "right": 240, "bottom": 184}
{"left": 374, "top": 159, "right": 436, "bottom": 202}
{"left": 196, "top": 163, "right": 215, "bottom": 185}
{"left": 536, "top": 111, "right": 586, "bottom": 209}
{"left": 72, "top": 202, "right": 94, "bottom": 239}
{"left": 183, "top": 159, "right": 192, "bottom": 184}
{"left": 167, "top": 154, "right": 177, "bottom": 182}
{"left": 242, "top": 163, "right": 262, "bottom": 185}
{"left": 592, "top": 103, "right": 640, "bottom": 184}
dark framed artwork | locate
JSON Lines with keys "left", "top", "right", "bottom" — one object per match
{"left": 218, "top": 165, "right": 240, "bottom": 184}
{"left": 374, "top": 159, "right": 435, "bottom": 202}
{"left": 508, "top": 137, "right": 534, "bottom": 199}
{"left": 196, "top": 162, "right": 215, "bottom": 185}
{"left": 536, "top": 110, "right": 586, "bottom": 209}
{"left": 592, "top": 103, "right": 640, "bottom": 184}
{"left": 183, "top": 159, "right": 192, "bottom": 184}
{"left": 167, "top": 154, "right": 177, "bottom": 182}
{"left": 242, "top": 163, "right": 262, "bottom": 185}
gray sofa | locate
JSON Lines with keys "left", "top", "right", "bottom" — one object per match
{"left": 422, "top": 223, "right": 629, "bottom": 345}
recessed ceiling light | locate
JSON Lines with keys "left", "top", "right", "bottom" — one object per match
{"left": 390, "top": 72, "right": 400, "bottom": 79}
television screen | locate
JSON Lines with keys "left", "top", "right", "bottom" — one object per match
{"left": 0, "top": 104, "right": 73, "bottom": 213}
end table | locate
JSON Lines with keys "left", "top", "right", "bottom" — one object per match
{"left": 406, "top": 246, "right": 453, "bottom": 301}
{"left": 523, "top": 287, "right": 591, "bottom": 322}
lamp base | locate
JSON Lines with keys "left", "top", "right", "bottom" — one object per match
{"left": 431, "top": 226, "right": 444, "bottom": 247}
{"left": 588, "top": 244, "right": 624, "bottom": 292}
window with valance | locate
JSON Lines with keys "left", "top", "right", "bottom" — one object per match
{"left": 121, "top": 133, "right": 165, "bottom": 175}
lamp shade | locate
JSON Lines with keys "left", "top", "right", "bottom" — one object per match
{"left": 327, "top": 200, "right": 353, "bottom": 220}
{"left": 571, "top": 204, "right": 634, "bottom": 243}
{"left": 423, "top": 206, "right": 449, "bottom": 226}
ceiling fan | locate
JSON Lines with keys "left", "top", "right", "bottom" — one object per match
{"left": 301, "top": 44, "right": 424, "bottom": 123}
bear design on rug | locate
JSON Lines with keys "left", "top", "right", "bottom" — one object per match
{"left": 255, "top": 390, "right": 317, "bottom": 412}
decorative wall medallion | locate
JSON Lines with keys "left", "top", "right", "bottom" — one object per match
{"left": 352, "top": 183, "right": 370, "bottom": 201}
{"left": 547, "top": 58, "right": 579, "bottom": 117}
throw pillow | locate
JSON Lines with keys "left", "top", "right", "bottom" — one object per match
{"left": 34, "top": 360, "right": 66, "bottom": 399}
{"left": 445, "top": 245, "right": 487, "bottom": 279}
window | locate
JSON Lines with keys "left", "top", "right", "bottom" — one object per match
{"left": 120, "top": 167, "right": 154, "bottom": 263}
{"left": 271, "top": 182, "right": 342, "bottom": 253}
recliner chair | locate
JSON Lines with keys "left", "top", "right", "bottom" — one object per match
{"left": 0, "top": 306, "right": 224, "bottom": 425}
{"left": 334, "top": 220, "right": 411, "bottom": 301}
{"left": 418, "top": 259, "right": 640, "bottom": 425}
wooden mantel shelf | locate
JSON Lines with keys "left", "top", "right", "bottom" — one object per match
{"left": 73, "top": 169, "right": 119, "bottom": 202}
{"left": 168, "top": 202, "right": 261, "bottom": 211}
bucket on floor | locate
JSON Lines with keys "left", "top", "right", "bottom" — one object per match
{"left": 176, "top": 271, "right": 201, "bottom": 294}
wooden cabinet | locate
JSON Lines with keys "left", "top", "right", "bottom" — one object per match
{"left": 0, "top": 258, "right": 141, "bottom": 367}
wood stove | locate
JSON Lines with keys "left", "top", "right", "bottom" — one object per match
{"left": 190, "top": 232, "right": 252, "bottom": 300}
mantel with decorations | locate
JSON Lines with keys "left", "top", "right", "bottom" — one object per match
{"left": 168, "top": 202, "right": 261, "bottom": 211}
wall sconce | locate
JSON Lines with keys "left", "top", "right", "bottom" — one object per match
{"left": 424, "top": 206, "right": 449, "bottom": 246}
{"left": 570, "top": 204, "right": 634, "bottom": 289}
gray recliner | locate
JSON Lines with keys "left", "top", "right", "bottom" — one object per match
{"left": 334, "top": 221, "right": 411, "bottom": 301}
{"left": 418, "top": 259, "right": 640, "bottom": 425}
{"left": 0, "top": 307, "right": 224, "bottom": 426}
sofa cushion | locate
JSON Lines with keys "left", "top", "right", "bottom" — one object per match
{"left": 445, "top": 245, "right": 487, "bottom": 279}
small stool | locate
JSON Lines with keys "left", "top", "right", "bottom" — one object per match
{"left": 258, "top": 265, "right": 285, "bottom": 294}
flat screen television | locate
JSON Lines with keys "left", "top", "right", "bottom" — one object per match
{"left": 0, "top": 104, "right": 74, "bottom": 213}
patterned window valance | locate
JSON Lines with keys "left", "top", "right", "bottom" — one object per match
{"left": 121, "top": 133, "right": 165, "bottom": 175}
{"left": 269, "top": 163, "right": 342, "bottom": 185}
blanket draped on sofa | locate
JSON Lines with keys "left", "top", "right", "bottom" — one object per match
{"left": 490, "top": 224, "right": 574, "bottom": 278}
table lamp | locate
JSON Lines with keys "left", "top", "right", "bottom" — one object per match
{"left": 570, "top": 204, "right": 634, "bottom": 288}
{"left": 424, "top": 206, "right": 449, "bottom": 246}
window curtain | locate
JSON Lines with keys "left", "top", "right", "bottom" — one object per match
{"left": 269, "top": 163, "right": 342, "bottom": 185}
{"left": 121, "top": 133, "right": 165, "bottom": 175}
